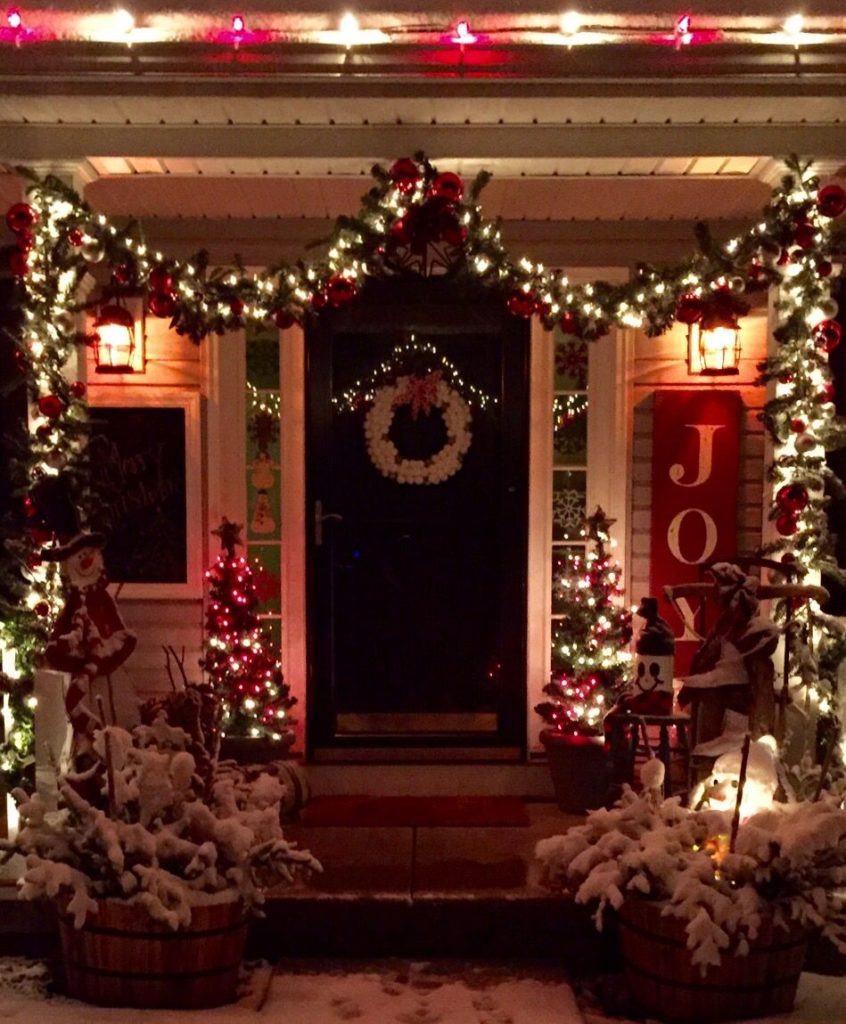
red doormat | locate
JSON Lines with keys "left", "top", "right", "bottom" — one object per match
{"left": 299, "top": 795, "right": 530, "bottom": 828}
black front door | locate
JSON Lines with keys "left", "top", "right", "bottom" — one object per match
{"left": 306, "top": 279, "right": 528, "bottom": 753}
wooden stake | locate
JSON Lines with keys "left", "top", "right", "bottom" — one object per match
{"left": 167, "top": 645, "right": 189, "bottom": 691}
{"left": 163, "top": 646, "right": 178, "bottom": 692}
{"left": 96, "top": 696, "right": 117, "bottom": 818}
{"left": 813, "top": 722, "right": 838, "bottom": 802}
{"left": 729, "top": 733, "right": 752, "bottom": 854}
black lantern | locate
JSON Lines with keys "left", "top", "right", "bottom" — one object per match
{"left": 687, "top": 314, "right": 742, "bottom": 376}
{"left": 92, "top": 303, "right": 136, "bottom": 373}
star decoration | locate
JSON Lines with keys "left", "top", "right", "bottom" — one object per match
{"left": 585, "top": 506, "right": 615, "bottom": 544}
{"left": 212, "top": 517, "right": 243, "bottom": 558}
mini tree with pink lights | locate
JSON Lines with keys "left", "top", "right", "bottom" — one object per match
{"left": 200, "top": 519, "right": 296, "bottom": 739}
{"left": 535, "top": 507, "right": 633, "bottom": 736}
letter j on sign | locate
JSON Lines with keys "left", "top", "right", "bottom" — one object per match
{"left": 649, "top": 390, "right": 742, "bottom": 673}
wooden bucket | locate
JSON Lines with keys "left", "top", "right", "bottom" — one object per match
{"left": 57, "top": 898, "right": 248, "bottom": 1008}
{"left": 619, "top": 899, "right": 807, "bottom": 1023}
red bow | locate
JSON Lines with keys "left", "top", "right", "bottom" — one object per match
{"left": 392, "top": 371, "right": 443, "bottom": 420}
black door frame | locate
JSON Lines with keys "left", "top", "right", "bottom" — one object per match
{"left": 305, "top": 277, "right": 530, "bottom": 756}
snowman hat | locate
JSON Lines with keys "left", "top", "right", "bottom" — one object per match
{"left": 636, "top": 596, "right": 659, "bottom": 618}
{"left": 33, "top": 476, "right": 105, "bottom": 562}
{"left": 41, "top": 530, "right": 106, "bottom": 562}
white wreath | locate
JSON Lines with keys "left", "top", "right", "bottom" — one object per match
{"left": 364, "top": 376, "right": 472, "bottom": 485}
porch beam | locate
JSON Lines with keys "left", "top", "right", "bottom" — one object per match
{"left": 1, "top": 122, "right": 844, "bottom": 164}
{"left": 123, "top": 216, "right": 757, "bottom": 268}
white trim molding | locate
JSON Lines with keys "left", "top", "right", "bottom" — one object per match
{"left": 87, "top": 387, "right": 203, "bottom": 600}
{"left": 526, "top": 267, "right": 633, "bottom": 755}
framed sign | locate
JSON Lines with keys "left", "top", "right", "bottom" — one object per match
{"left": 650, "top": 389, "right": 742, "bottom": 673}
{"left": 87, "top": 389, "right": 202, "bottom": 598}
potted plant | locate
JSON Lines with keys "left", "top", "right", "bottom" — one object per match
{"left": 536, "top": 747, "right": 846, "bottom": 1023}
{"left": 0, "top": 681, "right": 320, "bottom": 1009}
{"left": 535, "top": 507, "right": 632, "bottom": 813}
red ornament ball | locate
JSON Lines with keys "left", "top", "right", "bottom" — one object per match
{"left": 33, "top": 601, "right": 50, "bottom": 618}
{"left": 775, "top": 513, "right": 799, "bottom": 537}
{"left": 430, "top": 172, "right": 464, "bottom": 203}
{"left": 674, "top": 293, "right": 705, "bottom": 325}
{"left": 390, "top": 216, "right": 410, "bottom": 246}
{"left": 389, "top": 158, "right": 421, "bottom": 195}
{"left": 148, "top": 291, "right": 177, "bottom": 318}
{"left": 273, "top": 308, "right": 296, "bottom": 330}
{"left": 820, "top": 381, "right": 836, "bottom": 403}
{"left": 442, "top": 219, "right": 467, "bottom": 248}
{"left": 817, "top": 259, "right": 833, "bottom": 278}
{"left": 326, "top": 275, "right": 357, "bottom": 308}
{"left": 8, "top": 249, "right": 29, "bottom": 277}
{"left": 790, "top": 418, "right": 806, "bottom": 433}
{"left": 16, "top": 230, "right": 35, "bottom": 252}
{"left": 67, "top": 228, "right": 85, "bottom": 247}
{"left": 26, "top": 552, "right": 43, "bottom": 570}
{"left": 815, "top": 319, "right": 842, "bottom": 352}
{"left": 506, "top": 291, "right": 536, "bottom": 319}
{"left": 23, "top": 495, "right": 36, "bottom": 518}
{"left": 37, "top": 394, "right": 64, "bottom": 419}
{"left": 747, "top": 260, "right": 764, "bottom": 282}
{"left": 781, "top": 551, "right": 796, "bottom": 565}
{"left": 69, "top": 380, "right": 87, "bottom": 399}
{"left": 779, "top": 373, "right": 794, "bottom": 385}
{"left": 5, "top": 202, "right": 38, "bottom": 234}
{"left": 148, "top": 265, "right": 174, "bottom": 293}
{"left": 111, "top": 262, "right": 134, "bottom": 286}
{"left": 229, "top": 297, "right": 245, "bottom": 318}
{"left": 559, "top": 310, "right": 581, "bottom": 336}
{"left": 793, "top": 223, "right": 817, "bottom": 249}
{"left": 776, "top": 483, "right": 809, "bottom": 514}
{"left": 817, "top": 184, "right": 846, "bottom": 219}
{"left": 30, "top": 525, "right": 52, "bottom": 546}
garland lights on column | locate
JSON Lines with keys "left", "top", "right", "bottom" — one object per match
{"left": 1, "top": 154, "right": 845, "bottom": 781}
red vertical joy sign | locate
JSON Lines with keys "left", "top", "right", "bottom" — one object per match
{"left": 649, "top": 390, "right": 742, "bottom": 674}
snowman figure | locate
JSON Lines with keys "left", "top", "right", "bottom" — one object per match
{"left": 617, "top": 596, "right": 675, "bottom": 716}
{"left": 692, "top": 735, "right": 779, "bottom": 818}
{"left": 251, "top": 489, "right": 276, "bottom": 535}
{"left": 42, "top": 524, "right": 138, "bottom": 761}
{"left": 250, "top": 451, "right": 275, "bottom": 491}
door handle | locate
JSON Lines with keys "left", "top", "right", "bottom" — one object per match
{"left": 314, "top": 499, "right": 343, "bottom": 547}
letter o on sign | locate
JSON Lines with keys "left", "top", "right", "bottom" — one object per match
{"left": 666, "top": 507, "right": 718, "bottom": 565}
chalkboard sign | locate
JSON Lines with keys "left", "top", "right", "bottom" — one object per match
{"left": 87, "top": 391, "right": 201, "bottom": 596}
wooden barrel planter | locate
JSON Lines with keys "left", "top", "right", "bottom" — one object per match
{"left": 540, "top": 729, "right": 610, "bottom": 814}
{"left": 57, "top": 898, "right": 248, "bottom": 1008}
{"left": 619, "top": 899, "right": 808, "bottom": 1023}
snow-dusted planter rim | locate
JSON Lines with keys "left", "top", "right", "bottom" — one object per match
{"left": 535, "top": 786, "right": 846, "bottom": 974}
{"left": 364, "top": 377, "right": 472, "bottom": 485}
{"left": 3, "top": 721, "right": 321, "bottom": 933}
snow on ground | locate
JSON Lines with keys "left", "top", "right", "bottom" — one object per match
{"left": 0, "top": 959, "right": 841, "bottom": 1022}
{"left": 0, "top": 958, "right": 582, "bottom": 1022}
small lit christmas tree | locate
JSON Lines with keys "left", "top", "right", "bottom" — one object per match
{"left": 535, "top": 507, "right": 633, "bottom": 735}
{"left": 200, "top": 518, "right": 296, "bottom": 739}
